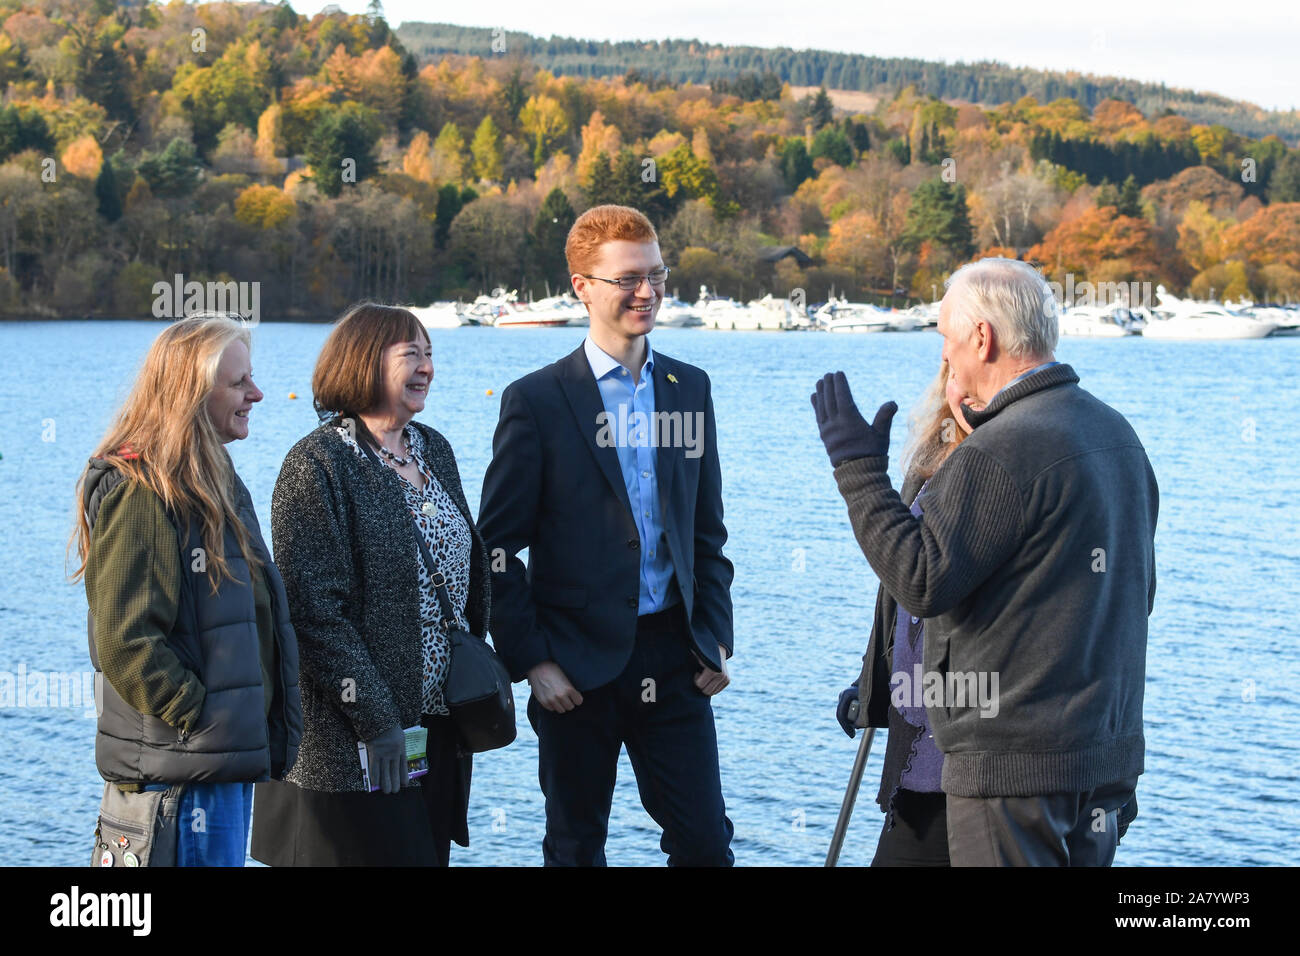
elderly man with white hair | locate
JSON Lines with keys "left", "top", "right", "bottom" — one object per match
{"left": 811, "top": 257, "right": 1158, "bottom": 866}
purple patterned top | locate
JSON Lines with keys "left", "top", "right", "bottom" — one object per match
{"left": 892, "top": 479, "right": 944, "bottom": 793}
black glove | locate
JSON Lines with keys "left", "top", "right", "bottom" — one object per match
{"left": 363, "top": 724, "right": 406, "bottom": 794}
{"left": 836, "top": 682, "right": 859, "bottom": 738}
{"left": 811, "top": 371, "right": 898, "bottom": 467}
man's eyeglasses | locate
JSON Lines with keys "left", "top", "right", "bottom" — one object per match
{"left": 579, "top": 268, "right": 670, "bottom": 292}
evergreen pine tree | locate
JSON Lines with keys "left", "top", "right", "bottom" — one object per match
{"left": 1267, "top": 152, "right": 1300, "bottom": 203}
{"left": 95, "top": 155, "right": 122, "bottom": 222}
{"left": 1117, "top": 175, "right": 1143, "bottom": 217}
{"left": 902, "top": 179, "right": 973, "bottom": 256}
{"left": 780, "top": 138, "right": 814, "bottom": 189}
{"left": 806, "top": 88, "right": 834, "bottom": 129}
{"left": 531, "top": 187, "right": 576, "bottom": 288}
{"left": 583, "top": 151, "right": 618, "bottom": 206}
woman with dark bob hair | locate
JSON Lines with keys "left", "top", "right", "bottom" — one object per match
{"left": 250, "top": 303, "right": 492, "bottom": 866}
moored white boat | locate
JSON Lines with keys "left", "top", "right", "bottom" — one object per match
{"left": 886, "top": 311, "right": 920, "bottom": 332}
{"left": 744, "top": 293, "right": 809, "bottom": 330}
{"left": 460, "top": 288, "right": 514, "bottom": 326}
{"left": 1141, "top": 311, "right": 1276, "bottom": 339}
{"left": 464, "top": 288, "right": 571, "bottom": 328}
{"left": 655, "top": 295, "right": 702, "bottom": 328}
{"left": 905, "top": 302, "right": 941, "bottom": 329}
{"left": 409, "top": 301, "right": 467, "bottom": 328}
{"left": 814, "top": 297, "right": 891, "bottom": 333}
{"left": 494, "top": 309, "right": 572, "bottom": 329}
{"left": 696, "top": 287, "right": 754, "bottom": 330}
{"left": 1232, "top": 300, "right": 1300, "bottom": 334}
{"left": 522, "top": 292, "right": 586, "bottom": 327}
{"left": 1141, "top": 287, "right": 1277, "bottom": 339}
{"left": 1059, "top": 304, "right": 1140, "bottom": 337}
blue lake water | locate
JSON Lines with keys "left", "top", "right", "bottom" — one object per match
{"left": 1, "top": 320, "right": 1297, "bottom": 866}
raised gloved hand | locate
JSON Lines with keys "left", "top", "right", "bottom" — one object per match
{"left": 363, "top": 724, "right": 406, "bottom": 794}
{"left": 811, "top": 372, "right": 898, "bottom": 467}
{"left": 836, "top": 681, "right": 860, "bottom": 738}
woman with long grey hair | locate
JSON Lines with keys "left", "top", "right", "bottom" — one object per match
{"left": 833, "top": 358, "right": 978, "bottom": 866}
{"left": 72, "top": 315, "right": 301, "bottom": 867}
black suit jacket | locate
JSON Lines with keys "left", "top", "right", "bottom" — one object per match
{"left": 478, "top": 343, "right": 734, "bottom": 691}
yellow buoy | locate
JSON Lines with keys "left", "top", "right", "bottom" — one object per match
{"left": 486, "top": 388, "right": 494, "bottom": 396}
{"left": 288, "top": 392, "right": 297, "bottom": 399}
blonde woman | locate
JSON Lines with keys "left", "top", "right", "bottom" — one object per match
{"left": 832, "top": 359, "right": 977, "bottom": 866}
{"left": 71, "top": 315, "right": 301, "bottom": 867}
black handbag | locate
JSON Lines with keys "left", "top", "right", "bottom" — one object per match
{"left": 416, "top": 534, "right": 516, "bottom": 753}
{"left": 355, "top": 429, "right": 517, "bottom": 753}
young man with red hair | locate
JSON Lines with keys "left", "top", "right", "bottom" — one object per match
{"left": 479, "top": 204, "right": 735, "bottom": 865}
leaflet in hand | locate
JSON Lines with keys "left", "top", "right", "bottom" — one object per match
{"left": 357, "top": 725, "right": 429, "bottom": 792}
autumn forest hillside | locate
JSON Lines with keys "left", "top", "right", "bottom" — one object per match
{"left": 2, "top": 0, "right": 1298, "bottom": 318}
{"left": 396, "top": 22, "right": 1300, "bottom": 144}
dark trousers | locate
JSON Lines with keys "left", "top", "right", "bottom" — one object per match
{"left": 945, "top": 776, "right": 1137, "bottom": 867}
{"left": 526, "top": 603, "right": 734, "bottom": 866}
{"left": 871, "top": 790, "right": 950, "bottom": 867}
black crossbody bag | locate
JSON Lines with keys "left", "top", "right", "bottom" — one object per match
{"left": 356, "top": 432, "right": 516, "bottom": 753}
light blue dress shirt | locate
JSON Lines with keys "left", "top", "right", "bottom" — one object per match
{"left": 583, "top": 336, "right": 678, "bottom": 615}
{"left": 992, "top": 360, "right": 1060, "bottom": 401}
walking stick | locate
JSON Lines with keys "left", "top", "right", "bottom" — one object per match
{"left": 825, "top": 698, "right": 876, "bottom": 867}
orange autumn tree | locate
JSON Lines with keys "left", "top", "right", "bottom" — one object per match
{"left": 319, "top": 45, "right": 405, "bottom": 126}
{"left": 1143, "top": 166, "right": 1243, "bottom": 219}
{"left": 255, "top": 104, "right": 284, "bottom": 163}
{"left": 910, "top": 241, "right": 948, "bottom": 300}
{"left": 402, "top": 130, "right": 434, "bottom": 183}
{"left": 1027, "top": 206, "right": 1167, "bottom": 285}
{"left": 1091, "top": 99, "right": 1146, "bottom": 139}
{"left": 973, "top": 245, "right": 1019, "bottom": 261}
{"left": 824, "top": 210, "right": 885, "bottom": 278}
{"left": 1220, "top": 203, "right": 1300, "bottom": 273}
{"left": 1186, "top": 203, "right": 1300, "bottom": 300}
{"left": 577, "top": 110, "right": 623, "bottom": 183}
{"left": 61, "top": 135, "right": 102, "bottom": 178}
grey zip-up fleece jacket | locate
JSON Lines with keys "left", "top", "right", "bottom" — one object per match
{"left": 832, "top": 363, "right": 1158, "bottom": 798}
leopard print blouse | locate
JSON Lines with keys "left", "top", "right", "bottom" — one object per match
{"left": 336, "top": 422, "right": 472, "bottom": 716}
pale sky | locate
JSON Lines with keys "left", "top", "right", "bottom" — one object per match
{"left": 293, "top": 0, "right": 1300, "bottom": 112}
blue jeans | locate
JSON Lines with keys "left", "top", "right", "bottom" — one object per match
{"left": 169, "top": 782, "right": 253, "bottom": 867}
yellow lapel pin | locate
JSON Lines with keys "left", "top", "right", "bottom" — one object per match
{"left": 667, "top": 373, "right": 678, "bottom": 384}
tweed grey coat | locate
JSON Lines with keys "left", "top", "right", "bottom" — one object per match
{"left": 269, "top": 417, "right": 490, "bottom": 792}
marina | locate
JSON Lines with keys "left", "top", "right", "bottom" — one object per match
{"left": 405, "top": 287, "right": 1300, "bottom": 340}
